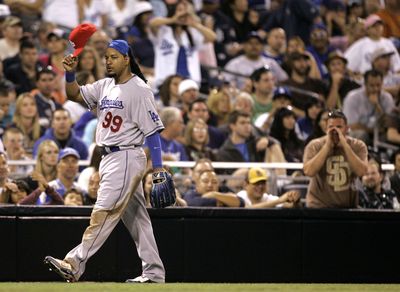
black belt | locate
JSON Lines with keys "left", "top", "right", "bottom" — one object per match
{"left": 101, "top": 146, "right": 121, "bottom": 156}
{"left": 101, "top": 145, "right": 137, "bottom": 156}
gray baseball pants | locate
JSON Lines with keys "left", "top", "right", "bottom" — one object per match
{"left": 64, "top": 148, "right": 165, "bottom": 282}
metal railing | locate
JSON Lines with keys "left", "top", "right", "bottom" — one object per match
{"left": 7, "top": 160, "right": 395, "bottom": 171}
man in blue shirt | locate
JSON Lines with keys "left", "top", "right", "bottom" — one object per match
{"left": 184, "top": 169, "right": 244, "bottom": 207}
{"left": 33, "top": 108, "right": 88, "bottom": 160}
{"left": 217, "top": 111, "right": 268, "bottom": 174}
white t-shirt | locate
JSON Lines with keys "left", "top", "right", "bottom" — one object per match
{"left": 237, "top": 190, "right": 283, "bottom": 207}
{"left": 224, "top": 55, "right": 288, "bottom": 90}
{"left": 151, "top": 25, "right": 204, "bottom": 88}
{"left": 80, "top": 75, "right": 164, "bottom": 146}
{"left": 105, "top": 0, "right": 137, "bottom": 28}
{"left": 42, "top": 0, "right": 79, "bottom": 29}
{"left": 344, "top": 37, "right": 400, "bottom": 74}
{"left": 82, "top": 0, "right": 108, "bottom": 28}
{"left": 0, "top": 39, "right": 19, "bottom": 60}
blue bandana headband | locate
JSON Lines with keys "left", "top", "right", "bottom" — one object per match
{"left": 108, "top": 40, "right": 129, "bottom": 55}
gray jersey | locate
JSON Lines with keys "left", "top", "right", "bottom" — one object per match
{"left": 80, "top": 76, "right": 164, "bottom": 146}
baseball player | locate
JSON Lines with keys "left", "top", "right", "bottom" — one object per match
{"left": 44, "top": 36, "right": 168, "bottom": 283}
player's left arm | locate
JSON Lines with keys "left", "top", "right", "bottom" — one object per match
{"left": 146, "top": 131, "right": 164, "bottom": 171}
{"left": 147, "top": 131, "right": 177, "bottom": 208}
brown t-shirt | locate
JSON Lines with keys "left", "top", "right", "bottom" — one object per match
{"left": 304, "top": 136, "right": 367, "bottom": 208}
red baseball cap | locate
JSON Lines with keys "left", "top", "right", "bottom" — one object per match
{"left": 69, "top": 23, "right": 97, "bottom": 57}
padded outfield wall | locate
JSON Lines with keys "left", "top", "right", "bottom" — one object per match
{"left": 1, "top": 206, "right": 400, "bottom": 283}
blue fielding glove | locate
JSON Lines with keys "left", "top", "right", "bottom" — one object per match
{"left": 150, "top": 171, "right": 176, "bottom": 208}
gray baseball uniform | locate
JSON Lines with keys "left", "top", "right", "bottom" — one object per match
{"left": 63, "top": 75, "right": 165, "bottom": 282}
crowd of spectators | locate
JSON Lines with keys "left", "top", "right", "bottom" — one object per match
{"left": 0, "top": 0, "right": 399, "bottom": 210}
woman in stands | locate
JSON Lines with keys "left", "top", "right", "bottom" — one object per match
{"left": 23, "top": 140, "right": 59, "bottom": 192}
{"left": 10, "top": 93, "right": 45, "bottom": 156}
{"left": 270, "top": 106, "right": 304, "bottom": 164}
{"left": 157, "top": 74, "right": 183, "bottom": 108}
{"left": 296, "top": 98, "right": 324, "bottom": 141}
{"left": 207, "top": 90, "right": 232, "bottom": 127}
{"left": 76, "top": 46, "right": 104, "bottom": 81}
{"left": 149, "top": 0, "right": 216, "bottom": 88}
{"left": 126, "top": 1, "right": 155, "bottom": 77}
{"left": 305, "top": 109, "right": 330, "bottom": 146}
{"left": 184, "top": 118, "right": 216, "bottom": 161}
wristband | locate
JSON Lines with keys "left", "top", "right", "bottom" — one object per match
{"left": 146, "top": 132, "right": 163, "bottom": 168}
{"left": 65, "top": 71, "right": 76, "bottom": 83}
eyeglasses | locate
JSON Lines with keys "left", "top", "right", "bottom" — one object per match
{"left": 37, "top": 65, "right": 54, "bottom": 73}
{"left": 262, "top": 65, "right": 270, "bottom": 71}
{"left": 327, "top": 109, "right": 348, "bottom": 123}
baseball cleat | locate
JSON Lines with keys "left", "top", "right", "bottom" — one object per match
{"left": 44, "top": 256, "right": 76, "bottom": 282}
{"left": 125, "top": 275, "right": 156, "bottom": 283}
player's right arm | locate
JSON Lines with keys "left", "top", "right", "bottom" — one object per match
{"left": 62, "top": 54, "right": 85, "bottom": 105}
{"left": 303, "top": 135, "right": 332, "bottom": 177}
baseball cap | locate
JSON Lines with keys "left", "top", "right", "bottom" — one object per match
{"left": 325, "top": 50, "right": 347, "bottom": 66}
{"left": 1, "top": 16, "right": 21, "bottom": 30}
{"left": 108, "top": 39, "right": 129, "bottom": 56}
{"left": 47, "top": 28, "right": 68, "bottom": 40}
{"left": 58, "top": 147, "right": 80, "bottom": 162}
{"left": 178, "top": 79, "right": 199, "bottom": 95}
{"left": 273, "top": 86, "right": 292, "bottom": 100}
{"left": 69, "top": 23, "right": 97, "bottom": 57}
{"left": 311, "top": 23, "right": 328, "bottom": 32}
{"left": 364, "top": 14, "right": 383, "bottom": 29}
{"left": 371, "top": 47, "right": 395, "bottom": 62}
{"left": 132, "top": 2, "right": 153, "bottom": 20}
{"left": 248, "top": 167, "right": 267, "bottom": 184}
{"left": 245, "top": 31, "right": 263, "bottom": 43}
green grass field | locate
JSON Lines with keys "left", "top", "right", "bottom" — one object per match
{"left": 1, "top": 283, "right": 400, "bottom": 292}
